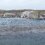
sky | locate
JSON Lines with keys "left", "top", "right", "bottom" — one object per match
{"left": 0, "top": 0, "right": 45, "bottom": 10}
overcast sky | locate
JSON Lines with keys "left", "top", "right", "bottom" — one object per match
{"left": 0, "top": 0, "right": 45, "bottom": 10}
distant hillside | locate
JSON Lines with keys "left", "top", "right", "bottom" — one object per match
{"left": 0, "top": 9, "right": 45, "bottom": 19}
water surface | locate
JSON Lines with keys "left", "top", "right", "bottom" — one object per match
{"left": 0, "top": 18, "right": 45, "bottom": 45}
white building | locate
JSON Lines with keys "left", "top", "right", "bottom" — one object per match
{"left": 40, "top": 14, "right": 45, "bottom": 19}
{"left": 3, "top": 13, "right": 16, "bottom": 17}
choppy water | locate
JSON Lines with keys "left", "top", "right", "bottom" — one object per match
{"left": 0, "top": 18, "right": 45, "bottom": 45}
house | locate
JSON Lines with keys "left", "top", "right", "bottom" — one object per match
{"left": 3, "top": 13, "right": 16, "bottom": 18}
{"left": 40, "top": 14, "right": 45, "bottom": 19}
{"left": 0, "top": 13, "right": 4, "bottom": 17}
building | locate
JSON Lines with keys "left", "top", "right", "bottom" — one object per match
{"left": 40, "top": 14, "right": 45, "bottom": 19}
{"left": 0, "top": 13, "right": 4, "bottom": 17}
{"left": 3, "top": 13, "right": 16, "bottom": 18}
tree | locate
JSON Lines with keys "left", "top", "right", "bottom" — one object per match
{"left": 37, "top": 10, "right": 42, "bottom": 19}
